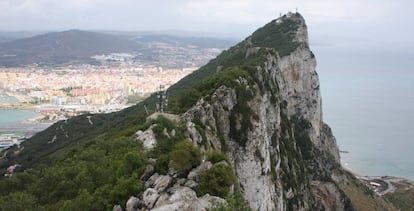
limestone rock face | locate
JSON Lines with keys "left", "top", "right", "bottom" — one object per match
{"left": 180, "top": 13, "right": 347, "bottom": 211}
{"left": 135, "top": 125, "right": 157, "bottom": 150}
{"left": 153, "top": 175, "right": 173, "bottom": 192}
{"left": 126, "top": 196, "right": 140, "bottom": 211}
{"left": 143, "top": 188, "right": 160, "bottom": 209}
{"left": 187, "top": 161, "right": 212, "bottom": 182}
{"left": 120, "top": 12, "right": 353, "bottom": 211}
{"left": 112, "top": 204, "right": 123, "bottom": 211}
{"left": 150, "top": 187, "right": 214, "bottom": 211}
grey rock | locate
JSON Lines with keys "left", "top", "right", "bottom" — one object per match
{"left": 126, "top": 196, "right": 139, "bottom": 211}
{"left": 140, "top": 165, "right": 154, "bottom": 181}
{"left": 186, "top": 121, "right": 203, "bottom": 145}
{"left": 176, "top": 14, "right": 346, "bottom": 211}
{"left": 187, "top": 161, "right": 212, "bottom": 182}
{"left": 170, "top": 129, "right": 176, "bottom": 137}
{"left": 199, "top": 194, "right": 227, "bottom": 209}
{"left": 184, "top": 179, "right": 198, "bottom": 189}
{"left": 112, "top": 204, "right": 123, "bottom": 211}
{"left": 135, "top": 125, "right": 157, "bottom": 150}
{"left": 148, "top": 158, "right": 157, "bottom": 165}
{"left": 175, "top": 178, "right": 186, "bottom": 186}
{"left": 142, "top": 188, "right": 160, "bottom": 209}
{"left": 153, "top": 175, "right": 173, "bottom": 192}
{"left": 145, "top": 173, "right": 160, "bottom": 188}
{"left": 168, "top": 166, "right": 179, "bottom": 178}
{"left": 153, "top": 193, "right": 171, "bottom": 208}
{"left": 162, "top": 128, "right": 171, "bottom": 138}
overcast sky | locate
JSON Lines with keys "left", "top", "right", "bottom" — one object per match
{"left": 1, "top": 0, "right": 413, "bottom": 61}
{"left": 0, "top": 1, "right": 411, "bottom": 37}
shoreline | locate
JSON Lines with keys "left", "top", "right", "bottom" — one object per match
{"left": 4, "top": 91, "right": 30, "bottom": 103}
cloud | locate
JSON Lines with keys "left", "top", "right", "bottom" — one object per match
{"left": 178, "top": 0, "right": 401, "bottom": 26}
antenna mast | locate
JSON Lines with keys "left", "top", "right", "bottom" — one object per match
{"left": 156, "top": 85, "right": 168, "bottom": 113}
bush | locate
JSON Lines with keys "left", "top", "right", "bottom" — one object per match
{"left": 207, "top": 150, "right": 229, "bottom": 164}
{"left": 211, "top": 192, "right": 251, "bottom": 211}
{"left": 154, "top": 154, "right": 170, "bottom": 175}
{"left": 197, "top": 162, "right": 237, "bottom": 198}
{"left": 169, "top": 141, "right": 201, "bottom": 176}
{"left": 0, "top": 192, "right": 39, "bottom": 211}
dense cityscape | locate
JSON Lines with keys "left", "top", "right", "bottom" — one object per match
{"left": 0, "top": 47, "right": 224, "bottom": 121}
{"left": 0, "top": 65, "right": 195, "bottom": 120}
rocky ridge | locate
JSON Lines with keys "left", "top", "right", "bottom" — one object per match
{"left": 121, "top": 12, "right": 352, "bottom": 211}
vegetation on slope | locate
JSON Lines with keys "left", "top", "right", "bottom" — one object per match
{"left": 0, "top": 136, "right": 147, "bottom": 210}
{"left": 167, "top": 13, "right": 302, "bottom": 102}
{"left": 384, "top": 179, "right": 414, "bottom": 211}
{"left": 0, "top": 13, "right": 305, "bottom": 210}
{"left": 340, "top": 172, "right": 397, "bottom": 211}
{"left": 250, "top": 13, "right": 303, "bottom": 56}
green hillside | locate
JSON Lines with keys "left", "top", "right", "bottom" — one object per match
{"left": 0, "top": 13, "right": 325, "bottom": 210}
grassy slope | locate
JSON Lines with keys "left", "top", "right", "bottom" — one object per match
{"left": 384, "top": 179, "right": 414, "bottom": 210}
{"left": 340, "top": 172, "right": 397, "bottom": 211}
{"left": 0, "top": 12, "right": 399, "bottom": 210}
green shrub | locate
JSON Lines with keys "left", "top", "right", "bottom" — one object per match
{"left": 211, "top": 192, "right": 251, "bottom": 211}
{"left": 169, "top": 141, "right": 201, "bottom": 176}
{"left": 207, "top": 150, "right": 229, "bottom": 164}
{"left": 154, "top": 154, "right": 170, "bottom": 175}
{"left": 0, "top": 192, "right": 39, "bottom": 211}
{"left": 197, "top": 162, "right": 237, "bottom": 198}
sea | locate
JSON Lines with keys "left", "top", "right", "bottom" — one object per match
{"left": 0, "top": 93, "right": 38, "bottom": 127}
{"left": 1, "top": 49, "right": 414, "bottom": 180}
{"left": 315, "top": 47, "right": 414, "bottom": 181}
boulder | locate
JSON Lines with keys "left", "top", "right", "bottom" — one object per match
{"left": 140, "top": 165, "right": 154, "bottom": 181}
{"left": 153, "top": 193, "right": 171, "bottom": 208}
{"left": 169, "top": 187, "right": 197, "bottom": 203}
{"left": 184, "top": 179, "right": 198, "bottom": 189}
{"left": 112, "top": 204, "right": 123, "bottom": 211}
{"left": 125, "top": 196, "right": 139, "bottom": 211}
{"left": 135, "top": 125, "right": 157, "bottom": 150}
{"left": 153, "top": 175, "right": 173, "bottom": 192}
{"left": 199, "top": 194, "right": 227, "bottom": 209}
{"left": 187, "top": 161, "right": 212, "bottom": 182}
{"left": 145, "top": 173, "right": 160, "bottom": 188}
{"left": 143, "top": 188, "right": 160, "bottom": 209}
{"left": 152, "top": 187, "right": 206, "bottom": 211}
{"left": 148, "top": 158, "right": 157, "bottom": 165}
{"left": 175, "top": 178, "right": 186, "bottom": 186}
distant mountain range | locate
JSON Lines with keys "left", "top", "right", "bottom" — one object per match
{"left": 0, "top": 30, "right": 235, "bottom": 67}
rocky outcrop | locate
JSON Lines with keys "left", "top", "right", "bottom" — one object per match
{"left": 124, "top": 161, "right": 226, "bottom": 211}
{"left": 120, "top": 12, "right": 353, "bottom": 211}
{"left": 180, "top": 13, "right": 347, "bottom": 211}
{"left": 135, "top": 125, "right": 157, "bottom": 150}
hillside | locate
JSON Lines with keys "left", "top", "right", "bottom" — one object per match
{"left": 0, "top": 30, "right": 235, "bottom": 67}
{"left": 0, "top": 13, "right": 398, "bottom": 210}
{"left": 0, "top": 30, "right": 138, "bottom": 66}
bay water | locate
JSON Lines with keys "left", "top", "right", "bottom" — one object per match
{"left": 315, "top": 47, "right": 414, "bottom": 180}
{"left": 0, "top": 93, "right": 38, "bottom": 125}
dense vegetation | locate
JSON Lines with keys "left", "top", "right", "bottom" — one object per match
{"left": 167, "top": 13, "right": 301, "bottom": 105}
{"left": 251, "top": 14, "right": 302, "bottom": 56}
{"left": 0, "top": 136, "right": 147, "bottom": 210}
{"left": 0, "top": 13, "right": 306, "bottom": 210}
{"left": 385, "top": 180, "right": 414, "bottom": 211}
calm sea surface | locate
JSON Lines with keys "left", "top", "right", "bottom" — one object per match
{"left": 316, "top": 48, "right": 414, "bottom": 180}
{"left": 2, "top": 52, "right": 414, "bottom": 180}
{"left": 0, "top": 93, "right": 38, "bottom": 125}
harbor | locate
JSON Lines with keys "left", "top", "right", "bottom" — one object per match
{"left": 0, "top": 133, "right": 30, "bottom": 152}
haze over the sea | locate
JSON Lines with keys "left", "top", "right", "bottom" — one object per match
{"left": 1, "top": 0, "right": 413, "bottom": 180}
{"left": 315, "top": 46, "right": 414, "bottom": 180}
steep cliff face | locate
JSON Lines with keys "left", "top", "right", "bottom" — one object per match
{"left": 180, "top": 13, "right": 347, "bottom": 210}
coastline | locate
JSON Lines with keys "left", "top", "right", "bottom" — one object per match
{"left": 4, "top": 91, "right": 30, "bottom": 103}
{"left": 341, "top": 155, "right": 414, "bottom": 200}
